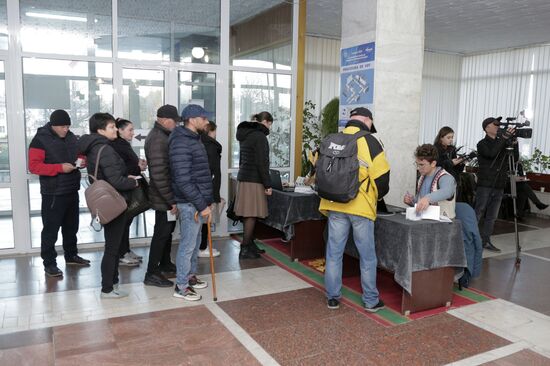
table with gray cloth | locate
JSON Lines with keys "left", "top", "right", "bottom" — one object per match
{"left": 345, "top": 213, "right": 467, "bottom": 295}
{"left": 260, "top": 189, "right": 324, "bottom": 239}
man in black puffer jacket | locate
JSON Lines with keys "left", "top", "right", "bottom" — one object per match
{"left": 169, "top": 104, "right": 213, "bottom": 301}
{"left": 143, "top": 105, "right": 180, "bottom": 287}
{"left": 475, "top": 117, "right": 517, "bottom": 253}
{"left": 28, "top": 110, "right": 90, "bottom": 278}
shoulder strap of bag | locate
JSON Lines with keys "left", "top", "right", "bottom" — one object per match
{"left": 90, "top": 145, "right": 107, "bottom": 182}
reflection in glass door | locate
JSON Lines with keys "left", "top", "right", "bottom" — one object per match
{"left": 0, "top": 61, "right": 14, "bottom": 249}
{"left": 178, "top": 72, "right": 216, "bottom": 120}
{"left": 22, "top": 58, "right": 114, "bottom": 248}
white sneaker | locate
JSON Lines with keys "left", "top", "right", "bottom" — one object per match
{"left": 127, "top": 250, "right": 143, "bottom": 261}
{"left": 173, "top": 285, "right": 201, "bottom": 301}
{"left": 100, "top": 289, "right": 129, "bottom": 299}
{"left": 198, "top": 248, "right": 220, "bottom": 258}
{"left": 119, "top": 253, "right": 140, "bottom": 266}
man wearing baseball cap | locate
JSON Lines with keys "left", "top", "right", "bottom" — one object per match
{"left": 474, "top": 116, "right": 516, "bottom": 252}
{"left": 28, "top": 109, "right": 91, "bottom": 278}
{"left": 143, "top": 104, "right": 181, "bottom": 288}
{"left": 320, "top": 107, "right": 389, "bottom": 312}
{"left": 169, "top": 104, "right": 213, "bottom": 301}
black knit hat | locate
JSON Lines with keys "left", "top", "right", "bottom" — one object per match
{"left": 50, "top": 110, "right": 71, "bottom": 126}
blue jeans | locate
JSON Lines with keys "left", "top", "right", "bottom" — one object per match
{"left": 474, "top": 187, "right": 504, "bottom": 243}
{"left": 176, "top": 203, "right": 204, "bottom": 288}
{"left": 325, "top": 211, "right": 379, "bottom": 307}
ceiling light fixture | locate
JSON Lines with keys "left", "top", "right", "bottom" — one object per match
{"left": 191, "top": 47, "right": 205, "bottom": 59}
{"left": 25, "top": 11, "right": 87, "bottom": 22}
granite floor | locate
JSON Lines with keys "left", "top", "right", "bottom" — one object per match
{"left": 1, "top": 215, "right": 550, "bottom": 365}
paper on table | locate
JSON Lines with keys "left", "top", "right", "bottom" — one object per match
{"left": 405, "top": 205, "right": 441, "bottom": 221}
{"left": 439, "top": 215, "right": 452, "bottom": 223}
{"left": 294, "top": 185, "right": 315, "bottom": 194}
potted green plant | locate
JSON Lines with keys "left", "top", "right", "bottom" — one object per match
{"left": 301, "top": 100, "right": 321, "bottom": 176}
{"left": 522, "top": 148, "right": 550, "bottom": 191}
{"left": 320, "top": 97, "right": 339, "bottom": 137}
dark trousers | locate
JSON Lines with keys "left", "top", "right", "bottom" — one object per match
{"left": 474, "top": 187, "right": 504, "bottom": 243}
{"left": 146, "top": 210, "right": 176, "bottom": 273}
{"left": 118, "top": 216, "right": 134, "bottom": 258}
{"left": 102, "top": 211, "right": 127, "bottom": 293}
{"left": 516, "top": 182, "right": 543, "bottom": 215}
{"left": 41, "top": 192, "right": 79, "bottom": 267}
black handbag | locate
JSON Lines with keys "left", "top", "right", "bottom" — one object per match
{"left": 126, "top": 176, "right": 151, "bottom": 218}
{"left": 226, "top": 196, "right": 242, "bottom": 226}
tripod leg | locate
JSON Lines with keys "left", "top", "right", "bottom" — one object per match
{"left": 508, "top": 150, "right": 522, "bottom": 267}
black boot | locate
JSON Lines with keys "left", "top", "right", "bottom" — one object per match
{"left": 239, "top": 245, "right": 260, "bottom": 259}
{"left": 250, "top": 241, "right": 266, "bottom": 254}
{"left": 536, "top": 202, "right": 549, "bottom": 210}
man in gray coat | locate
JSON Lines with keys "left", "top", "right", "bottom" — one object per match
{"left": 143, "top": 105, "right": 180, "bottom": 287}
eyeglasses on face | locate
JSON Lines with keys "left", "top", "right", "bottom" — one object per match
{"left": 413, "top": 161, "right": 431, "bottom": 168}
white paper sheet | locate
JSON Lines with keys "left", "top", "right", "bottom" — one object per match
{"left": 405, "top": 205, "right": 441, "bottom": 221}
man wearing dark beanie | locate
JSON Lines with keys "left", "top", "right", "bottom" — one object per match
{"left": 29, "top": 109, "right": 90, "bottom": 278}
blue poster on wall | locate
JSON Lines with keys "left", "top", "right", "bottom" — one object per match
{"left": 339, "top": 42, "right": 375, "bottom": 128}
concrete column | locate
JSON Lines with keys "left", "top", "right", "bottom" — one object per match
{"left": 341, "top": 0, "right": 426, "bottom": 205}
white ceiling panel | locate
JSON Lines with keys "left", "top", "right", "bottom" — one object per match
{"left": 306, "top": 0, "right": 550, "bottom": 54}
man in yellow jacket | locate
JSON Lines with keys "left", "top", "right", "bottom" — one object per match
{"left": 319, "top": 107, "right": 390, "bottom": 312}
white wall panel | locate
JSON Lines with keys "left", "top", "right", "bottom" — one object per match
{"left": 305, "top": 38, "right": 550, "bottom": 160}
{"left": 304, "top": 36, "right": 340, "bottom": 118}
{"left": 420, "top": 52, "right": 461, "bottom": 145}
{"left": 456, "top": 46, "right": 550, "bottom": 155}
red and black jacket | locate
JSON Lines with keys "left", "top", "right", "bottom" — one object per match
{"left": 28, "top": 123, "right": 81, "bottom": 195}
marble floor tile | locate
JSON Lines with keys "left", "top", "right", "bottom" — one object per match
{"left": 219, "top": 288, "right": 511, "bottom": 365}
{"left": 445, "top": 341, "right": 530, "bottom": 365}
{"left": 449, "top": 299, "right": 550, "bottom": 354}
{"left": 53, "top": 305, "right": 260, "bottom": 366}
{"left": 206, "top": 303, "right": 280, "bottom": 366}
{"left": 0, "top": 239, "right": 275, "bottom": 299}
{"left": 483, "top": 349, "right": 550, "bottom": 365}
{"left": 0, "top": 342, "right": 54, "bottom": 366}
{"left": 0, "top": 327, "right": 52, "bottom": 350}
{"left": 0, "top": 266, "right": 311, "bottom": 336}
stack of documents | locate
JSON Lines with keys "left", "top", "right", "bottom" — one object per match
{"left": 294, "top": 185, "right": 315, "bottom": 194}
{"left": 405, "top": 205, "right": 452, "bottom": 222}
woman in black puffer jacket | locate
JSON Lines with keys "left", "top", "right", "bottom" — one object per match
{"left": 79, "top": 113, "right": 139, "bottom": 299}
{"left": 110, "top": 118, "right": 148, "bottom": 267}
{"left": 234, "top": 111, "right": 273, "bottom": 259}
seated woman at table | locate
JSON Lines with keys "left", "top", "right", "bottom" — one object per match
{"left": 515, "top": 163, "right": 548, "bottom": 218}
{"left": 403, "top": 144, "right": 457, "bottom": 218}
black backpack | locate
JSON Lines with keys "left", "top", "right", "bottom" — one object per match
{"left": 316, "top": 130, "right": 369, "bottom": 203}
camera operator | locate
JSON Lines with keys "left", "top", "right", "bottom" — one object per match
{"left": 474, "top": 117, "right": 517, "bottom": 253}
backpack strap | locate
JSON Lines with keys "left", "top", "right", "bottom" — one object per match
{"left": 353, "top": 130, "right": 371, "bottom": 191}
{"left": 89, "top": 145, "right": 107, "bottom": 182}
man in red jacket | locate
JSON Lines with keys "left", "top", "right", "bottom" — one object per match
{"left": 28, "top": 110, "right": 90, "bottom": 278}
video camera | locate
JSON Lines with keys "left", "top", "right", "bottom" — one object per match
{"left": 496, "top": 116, "right": 532, "bottom": 139}
{"left": 455, "top": 146, "right": 477, "bottom": 162}
{"left": 458, "top": 151, "right": 477, "bottom": 162}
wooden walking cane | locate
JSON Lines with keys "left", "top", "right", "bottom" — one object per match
{"left": 194, "top": 211, "right": 218, "bottom": 301}
{"left": 206, "top": 214, "right": 218, "bottom": 301}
